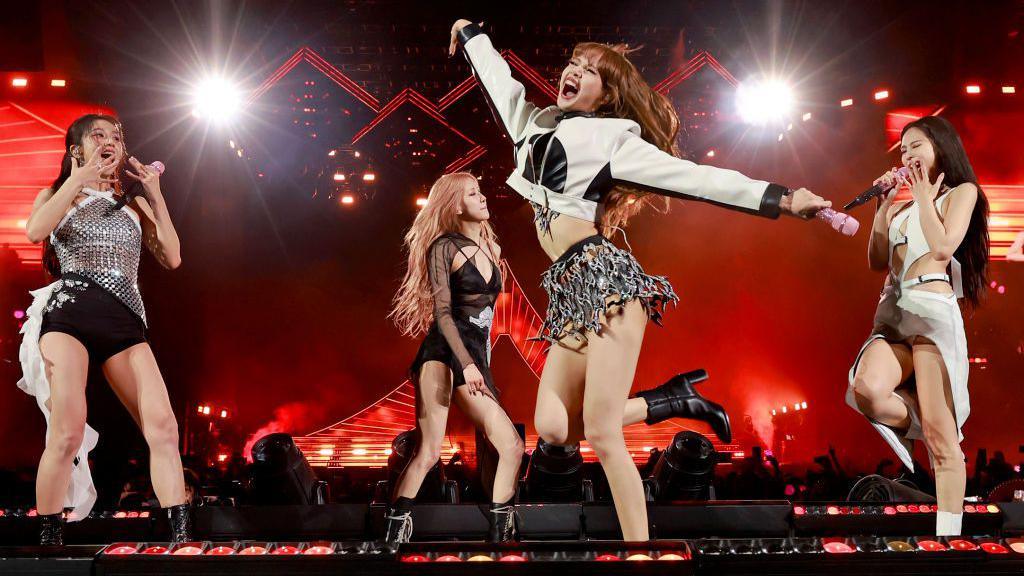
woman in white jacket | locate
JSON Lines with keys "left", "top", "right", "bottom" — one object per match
{"left": 450, "top": 20, "right": 829, "bottom": 541}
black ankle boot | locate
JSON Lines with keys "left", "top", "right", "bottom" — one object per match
{"left": 488, "top": 503, "right": 516, "bottom": 543}
{"left": 39, "top": 513, "right": 64, "bottom": 546}
{"left": 383, "top": 507, "right": 413, "bottom": 544}
{"left": 635, "top": 369, "right": 732, "bottom": 443}
{"left": 166, "top": 504, "right": 193, "bottom": 543}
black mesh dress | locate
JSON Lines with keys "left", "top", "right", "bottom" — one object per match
{"left": 410, "top": 233, "right": 502, "bottom": 399}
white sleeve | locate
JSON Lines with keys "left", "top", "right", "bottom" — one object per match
{"left": 608, "top": 128, "right": 787, "bottom": 218}
{"left": 458, "top": 23, "right": 540, "bottom": 144}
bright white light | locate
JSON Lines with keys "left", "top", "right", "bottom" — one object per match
{"left": 192, "top": 77, "right": 242, "bottom": 121}
{"left": 735, "top": 79, "right": 794, "bottom": 125}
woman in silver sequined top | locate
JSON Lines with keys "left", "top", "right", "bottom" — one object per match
{"left": 21, "top": 114, "right": 190, "bottom": 544}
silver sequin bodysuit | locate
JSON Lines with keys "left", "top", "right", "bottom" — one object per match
{"left": 50, "top": 189, "right": 146, "bottom": 325}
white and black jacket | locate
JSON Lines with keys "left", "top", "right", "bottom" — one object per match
{"left": 457, "top": 23, "right": 788, "bottom": 225}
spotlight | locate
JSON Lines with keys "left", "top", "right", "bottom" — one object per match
{"left": 362, "top": 172, "right": 376, "bottom": 182}
{"left": 966, "top": 84, "right": 981, "bottom": 94}
{"left": 340, "top": 195, "right": 354, "bottom": 205}
{"left": 248, "top": 433, "right": 329, "bottom": 504}
{"left": 1002, "top": 86, "right": 1016, "bottom": 94}
{"left": 874, "top": 90, "right": 890, "bottom": 100}
{"left": 415, "top": 197, "right": 428, "bottom": 207}
{"left": 646, "top": 431, "right": 718, "bottom": 501}
{"left": 706, "top": 150, "right": 715, "bottom": 158}
{"left": 735, "top": 79, "right": 794, "bottom": 125}
{"left": 802, "top": 112, "right": 812, "bottom": 121}
{"left": 12, "top": 78, "right": 27, "bottom": 87}
{"left": 50, "top": 79, "right": 66, "bottom": 87}
{"left": 191, "top": 77, "right": 242, "bottom": 121}
{"left": 333, "top": 173, "right": 346, "bottom": 181}
{"left": 521, "top": 439, "right": 592, "bottom": 502}
{"left": 840, "top": 98, "right": 854, "bottom": 107}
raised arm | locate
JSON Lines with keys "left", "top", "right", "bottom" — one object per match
{"left": 25, "top": 147, "right": 116, "bottom": 243}
{"left": 451, "top": 20, "right": 541, "bottom": 144}
{"left": 1007, "top": 231, "right": 1024, "bottom": 262}
{"left": 427, "top": 238, "right": 476, "bottom": 371}
{"left": 125, "top": 157, "right": 181, "bottom": 269}
{"left": 608, "top": 128, "right": 828, "bottom": 218}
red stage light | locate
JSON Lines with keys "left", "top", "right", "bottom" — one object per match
{"left": 106, "top": 544, "right": 139, "bottom": 555}
{"left": 840, "top": 98, "right": 854, "bottom": 107}
{"left": 896, "top": 505, "right": 909, "bottom": 513}
{"left": 626, "top": 554, "right": 653, "bottom": 561}
{"left": 965, "top": 85, "right": 981, "bottom": 94}
{"left": 271, "top": 545, "right": 301, "bottom": 555}
{"left": 793, "top": 506, "right": 806, "bottom": 516}
{"left": 981, "top": 542, "right": 1009, "bottom": 554}
{"left": 907, "top": 504, "right": 920, "bottom": 513}
{"left": 238, "top": 546, "right": 268, "bottom": 555}
{"left": 499, "top": 554, "right": 527, "bottom": 562}
{"left": 139, "top": 511, "right": 150, "bottom": 518}
{"left": 874, "top": 90, "right": 890, "bottom": 100}
{"left": 340, "top": 195, "right": 354, "bottom": 205}
{"left": 917, "top": 539, "right": 946, "bottom": 552}
{"left": 884, "top": 506, "right": 897, "bottom": 515}
{"left": 220, "top": 410, "right": 228, "bottom": 418}
{"left": 333, "top": 173, "right": 345, "bottom": 181}
{"left": 206, "top": 546, "right": 236, "bottom": 555}
{"left": 658, "top": 553, "right": 688, "bottom": 561}
{"left": 415, "top": 197, "right": 428, "bottom": 207}
{"left": 949, "top": 539, "right": 979, "bottom": 551}
{"left": 304, "top": 545, "right": 334, "bottom": 555}
{"left": 173, "top": 545, "right": 204, "bottom": 556}
{"left": 595, "top": 554, "right": 622, "bottom": 561}
{"left": 706, "top": 150, "right": 715, "bottom": 158}
{"left": 435, "top": 555, "right": 462, "bottom": 562}
{"left": 826, "top": 506, "right": 840, "bottom": 515}
{"left": 1003, "top": 86, "right": 1016, "bottom": 94}
{"left": 51, "top": 79, "right": 66, "bottom": 87}
{"left": 401, "top": 555, "right": 430, "bottom": 563}
{"left": 114, "top": 511, "right": 127, "bottom": 518}
{"left": 965, "top": 504, "right": 977, "bottom": 513}
{"left": 217, "top": 454, "right": 228, "bottom": 462}
{"left": 467, "top": 555, "right": 494, "bottom": 562}
{"left": 362, "top": 172, "right": 376, "bottom": 182}
{"left": 127, "top": 511, "right": 139, "bottom": 518}
{"left": 142, "top": 546, "right": 169, "bottom": 555}
{"left": 1009, "top": 540, "right": 1024, "bottom": 554}
{"left": 12, "top": 78, "right": 27, "bottom": 87}
{"left": 823, "top": 541, "right": 855, "bottom": 554}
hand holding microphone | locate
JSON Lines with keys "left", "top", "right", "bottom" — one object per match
{"left": 844, "top": 167, "right": 909, "bottom": 210}
{"left": 115, "top": 158, "right": 165, "bottom": 208}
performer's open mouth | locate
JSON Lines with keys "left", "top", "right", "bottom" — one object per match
{"left": 561, "top": 78, "right": 579, "bottom": 99}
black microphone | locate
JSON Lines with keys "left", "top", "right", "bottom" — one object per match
{"left": 843, "top": 167, "right": 908, "bottom": 211}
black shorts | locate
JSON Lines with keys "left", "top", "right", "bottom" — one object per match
{"left": 39, "top": 273, "right": 148, "bottom": 362}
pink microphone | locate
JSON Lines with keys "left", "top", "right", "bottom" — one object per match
{"left": 816, "top": 207, "right": 860, "bottom": 236}
{"left": 148, "top": 160, "right": 165, "bottom": 174}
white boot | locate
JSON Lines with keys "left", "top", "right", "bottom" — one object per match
{"left": 935, "top": 510, "right": 963, "bottom": 536}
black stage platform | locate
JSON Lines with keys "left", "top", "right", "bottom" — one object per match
{"left": 2, "top": 501, "right": 1023, "bottom": 575}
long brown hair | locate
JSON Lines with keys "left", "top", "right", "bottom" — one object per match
{"left": 42, "top": 114, "right": 127, "bottom": 279}
{"left": 390, "top": 172, "right": 499, "bottom": 337}
{"left": 573, "top": 42, "right": 678, "bottom": 231}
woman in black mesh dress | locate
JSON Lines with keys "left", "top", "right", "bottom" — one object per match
{"left": 388, "top": 172, "right": 524, "bottom": 543}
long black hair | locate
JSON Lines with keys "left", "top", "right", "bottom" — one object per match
{"left": 900, "top": 116, "right": 989, "bottom": 308}
{"left": 42, "top": 113, "right": 125, "bottom": 279}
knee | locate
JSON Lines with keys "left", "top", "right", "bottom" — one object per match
{"left": 582, "top": 420, "right": 623, "bottom": 458}
{"left": 411, "top": 442, "right": 442, "bottom": 471}
{"left": 534, "top": 412, "right": 570, "bottom": 446}
{"left": 851, "top": 374, "right": 889, "bottom": 412}
{"left": 143, "top": 411, "right": 180, "bottom": 452}
{"left": 496, "top": 433, "right": 525, "bottom": 461}
{"left": 47, "top": 427, "right": 85, "bottom": 461}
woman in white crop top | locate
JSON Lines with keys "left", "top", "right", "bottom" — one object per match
{"left": 847, "top": 116, "right": 990, "bottom": 537}
{"left": 451, "top": 19, "right": 830, "bottom": 541}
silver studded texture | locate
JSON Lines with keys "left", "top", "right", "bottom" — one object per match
{"left": 51, "top": 198, "right": 146, "bottom": 326}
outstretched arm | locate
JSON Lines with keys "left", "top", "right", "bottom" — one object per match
{"left": 608, "top": 129, "right": 829, "bottom": 218}
{"left": 451, "top": 20, "right": 541, "bottom": 144}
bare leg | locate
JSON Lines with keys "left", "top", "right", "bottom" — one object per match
{"left": 103, "top": 343, "right": 186, "bottom": 507}
{"left": 36, "top": 333, "right": 90, "bottom": 515}
{"left": 583, "top": 300, "right": 649, "bottom": 541}
{"left": 533, "top": 340, "right": 587, "bottom": 446}
{"left": 453, "top": 388, "right": 524, "bottom": 503}
{"left": 912, "top": 338, "right": 965, "bottom": 514}
{"left": 850, "top": 339, "right": 914, "bottom": 429}
{"left": 392, "top": 361, "right": 452, "bottom": 500}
